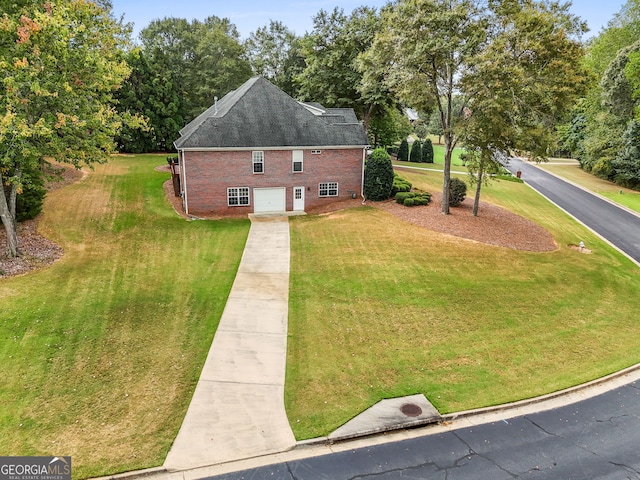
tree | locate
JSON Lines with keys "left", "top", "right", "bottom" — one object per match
{"left": 297, "top": 7, "right": 395, "bottom": 132}
{"left": 246, "top": 21, "right": 299, "bottom": 94}
{"left": 140, "top": 16, "right": 252, "bottom": 121}
{"left": 361, "top": 0, "right": 486, "bottom": 214}
{"left": 459, "top": 0, "right": 587, "bottom": 215}
{"left": 422, "top": 138, "right": 434, "bottom": 164}
{"left": 410, "top": 140, "right": 422, "bottom": 162}
{"left": 398, "top": 139, "right": 409, "bottom": 161}
{"left": 0, "top": 0, "right": 136, "bottom": 257}
{"left": 364, "top": 148, "right": 394, "bottom": 200}
{"left": 612, "top": 120, "right": 640, "bottom": 188}
{"left": 427, "top": 109, "right": 444, "bottom": 144}
{"left": 368, "top": 105, "right": 412, "bottom": 148}
{"left": 413, "top": 121, "right": 428, "bottom": 141}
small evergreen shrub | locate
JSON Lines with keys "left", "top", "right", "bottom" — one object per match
{"left": 13, "top": 170, "right": 47, "bottom": 222}
{"left": 391, "top": 174, "right": 412, "bottom": 195}
{"left": 422, "top": 138, "right": 434, "bottom": 163}
{"left": 398, "top": 139, "right": 409, "bottom": 161}
{"left": 364, "top": 148, "right": 395, "bottom": 201}
{"left": 395, "top": 192, "right": 412, "bottom": 204}
{"left": 395, "top": 190, "right": 431, "bottom": 207}
{"left": 449, "top": 178, "right": 467, "bottom": 207}
{"left": 409, "top": 140, "right": 422, "bottom": 162}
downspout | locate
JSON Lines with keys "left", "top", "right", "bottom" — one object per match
{"left": 361, "top": 147, "right": 367, "bottom": 204}
{"left": 180, "top": 149, "right": 189, "bottom": 216}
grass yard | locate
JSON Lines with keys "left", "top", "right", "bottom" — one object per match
{"left": 286, "top": 168, "right": 640, "bottom": 440}
{"left": 538, "top": 160, "right": 640, "bottom": 213}
{"left": 0, "top": 155, "right": 249, "bottom": 478}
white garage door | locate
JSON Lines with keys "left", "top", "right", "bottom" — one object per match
{"left": 253, "top": 187, "right": 286, "bottom": 213}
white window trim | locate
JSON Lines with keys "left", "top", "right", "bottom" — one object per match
{"left": 311, "top": 150, "right": 322, "bottom": 155}
{"left": 227, "top": 187, "right": 250, "bottom": 206}
{"left": 292, "top": 150, "right": 303, "bottom": 173}
{"left": 252, "top": 151, "right": 264, "bottom": 174}
{"left": 319, "top": 182, "right": 338, "bottom": 197}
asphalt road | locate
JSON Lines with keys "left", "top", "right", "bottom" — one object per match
{"left": 506, "top": 158, "right": 640, "bottom": 264}
{"left": 206, "top": 381, "right": 640, "bottom": 479}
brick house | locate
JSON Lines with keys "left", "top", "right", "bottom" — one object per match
{"left": 173, "top": 76, "right": 369, "bottom": 216}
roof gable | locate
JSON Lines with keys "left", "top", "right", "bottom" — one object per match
{"left": 174, "top": 76, "right": 368, "bottom": 149}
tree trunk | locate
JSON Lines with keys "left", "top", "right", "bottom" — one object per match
{"left": 473, "top": 162, "right": 484, "bottom": 217}
{"left": 0, "top": 178, "right": 19, "bottom": 258}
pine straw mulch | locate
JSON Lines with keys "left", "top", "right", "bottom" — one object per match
{"left": 2, "top": 164, "right": 556, "bottom": 278}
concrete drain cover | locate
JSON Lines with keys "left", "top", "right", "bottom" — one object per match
{"left": 400, "top": 403, "right": 423, "bottom": 417}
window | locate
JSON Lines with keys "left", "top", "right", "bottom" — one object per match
{"left": 311, "top": 150, "right": 322, "bottom": 155}
{"left": 292, "top": 150, "right": 303, "bottom": 173}
{"left": 252, "top": 151, "right": 264, "bottom": 174}
{"left": 318, "top": 182, "right": 338, "bottom": 197}
{"left": 228, "top": 187, "right": 250, "bottom": 206}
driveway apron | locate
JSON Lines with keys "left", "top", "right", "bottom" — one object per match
{"left": 164, "top": 216, "right": 296, "bottom": 470}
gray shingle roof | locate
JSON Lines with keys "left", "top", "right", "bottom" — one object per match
{"left": 174, "top": 76, "right": 369, "bottom": 149}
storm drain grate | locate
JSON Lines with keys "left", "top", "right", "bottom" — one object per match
{"left": 400, "top": 403, "right": 423, "bottom": 417}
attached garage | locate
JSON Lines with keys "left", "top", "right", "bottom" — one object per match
{"left": 253, "top": 187, "right": 286, "bottom": 213}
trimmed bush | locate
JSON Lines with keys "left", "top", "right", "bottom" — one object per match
{"left": 395, "top": 191, "right": 412, "bottom": 204}
{"left": 422, "top": 138, "right": 434, "bottom": 163}
{"left": 391, "top": 173, "right": 412, "bottom": 195}
{"left": 410, "top": 140, "right": 422, "bottom": 162}
{"left": 398, "top": 139, "right": 409, "bottom": 161}
{"left": 449, "top": 178, "right": 467, "bottom": 207}
{"left": 395, "top": 190, "right": 431, "bottom": 207}
{"left": 364, "top": 148, "right": 395, "bottom": 201}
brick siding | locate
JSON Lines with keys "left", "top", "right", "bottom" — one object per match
{"left": 181, "top": 148, "right": 364, "bottom": 216}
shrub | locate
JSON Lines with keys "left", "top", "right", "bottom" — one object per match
{"left": 395, "top": 191, "right": 412, "bottom": 204}
{"left": 398, "top": 139, "right": 409, "bottom": 161}
{"left": 449, "top": 178, "right": 467, "bottom": 207}
{"left": 410, "top": 140, "right": 422, "bottom": 162}
{"left": 396, "top": 190, "right": 431, "bottom": 206}
{"left": 11, "top": 169, "right": 47, "bottom": 222}
{"left": 364, "top": 148, "right": 395, "bottom": 201}
{"left": 167, "top": 155, "right": 179, "bottom": 165}
{"left": 391, "top": 173, "right": 412, "bottom": 195}
{"left": 422, "top": 138, "right": 434, "bottom": 163}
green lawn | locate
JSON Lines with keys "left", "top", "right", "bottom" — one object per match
{"left": 0, "top": 155, "right": 249, "bottom": 478}
{"left": 5, "top": 154, "right": 640, "bottom": 473}
{"left": 286, "top": 167, "right": 640, "bottom": 440}
{"left": 538, "top": 160, "right": 640, "bottom": 213}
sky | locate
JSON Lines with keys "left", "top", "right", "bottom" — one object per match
{"left": 111, "top": 0, "right": 627, "bottom": 41}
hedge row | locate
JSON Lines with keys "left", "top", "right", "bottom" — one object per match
{"left": 395, "top": 191, "right": 432, "bottom": 207}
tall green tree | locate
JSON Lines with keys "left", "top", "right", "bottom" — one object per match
{"left": 421, "top": 138, "right": 434, "bottom": 163}
{"left": 0, "top": 0, "right": 136, "bottom": 257}
{"left": 410, "top": 140, "right": 422, "bottom": 162}
{"left": 246, "top": 21, "right": 300, "bottom": 96}
{"left": 140, "top": 16, "right": 252, "bottom": 121}
{"left": 362, "top": 0, "right": 587, "bottom": 215}
{"left": 297, "top": 6, "right": 395, "bottom": 132}
{"left": 361, "top": 0, "right": 486, "bottom": 214}
{"left": 460, "top": 0, "right": 587, "bottom": 216}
